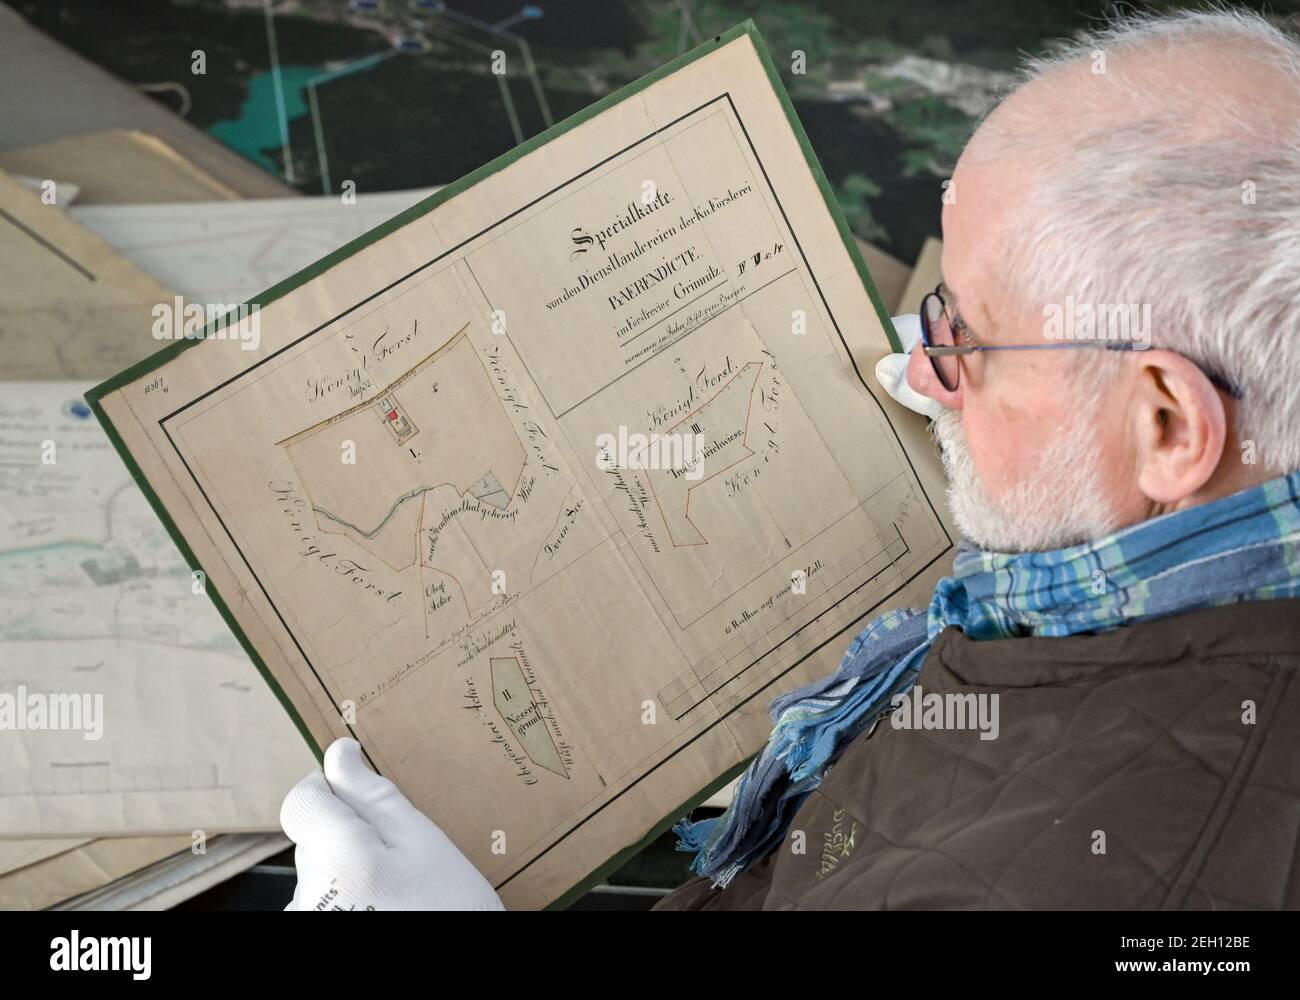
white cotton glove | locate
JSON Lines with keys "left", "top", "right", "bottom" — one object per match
{"left": 875, "top": 313, "right": 944, "bottom": 421}
{"left": 280, "top": 737, "right": 505, "bottom": 911}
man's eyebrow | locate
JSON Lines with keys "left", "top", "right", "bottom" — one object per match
{"left": 939, "top": 278, "right": 966, "bottom": 319}
{"left": 940, "top": 278, "right": 982, "bottom": 332}
{"left": 940, "top": 277, "right": 961, "bottom": 310}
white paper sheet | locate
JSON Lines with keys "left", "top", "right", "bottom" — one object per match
{"left": 71, "top": 188, "right": 439, "bottom": 307}
{"left": 0, "top": 382, "right": 316, "bottom": 837}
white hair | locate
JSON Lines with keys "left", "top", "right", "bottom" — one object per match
{"left": 972, "top": 6, "right": 1300, "bottom": 473}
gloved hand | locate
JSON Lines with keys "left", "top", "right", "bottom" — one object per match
{"left": 280, "top": 737, "right": 505, "bottom": 911}
{"left": 874, "top": 313, "right": 943, "bottom": 421}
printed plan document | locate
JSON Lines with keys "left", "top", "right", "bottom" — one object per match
{"left": 0, "top": 382, "right": 314, "bottom": 838}
{"left": 89, "top": 23, "right": 955, "bottom": 908}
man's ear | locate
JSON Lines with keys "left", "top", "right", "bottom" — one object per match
{"left": 1130, "top": 349, "right": 1226, "bottom": 505}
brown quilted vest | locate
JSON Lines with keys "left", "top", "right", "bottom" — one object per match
{"left": 653, "top": 599, "right": 1300, "bottom": 910}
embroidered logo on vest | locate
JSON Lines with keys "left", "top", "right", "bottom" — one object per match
{"left": 815, "top": 806, "right": 859, "bottom": 880}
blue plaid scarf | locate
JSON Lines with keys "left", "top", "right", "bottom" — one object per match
{"left": 672, "top": 469, "right": 1300, "bottom": 888}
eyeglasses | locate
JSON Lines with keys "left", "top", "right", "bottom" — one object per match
{"left": 918, "top": 283, "right": 1243, "bottom": 399}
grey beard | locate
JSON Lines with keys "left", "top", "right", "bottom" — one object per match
{"left": 928, "top": 408, "right": 1121, "bottom": 553}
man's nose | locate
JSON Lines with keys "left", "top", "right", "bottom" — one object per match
{"left": 906, "top": 341, "right": 963, "bottom": 410}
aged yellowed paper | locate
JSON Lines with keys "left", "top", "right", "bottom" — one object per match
{"left": 91, "top": 26, "right": 955, "bottom": 908}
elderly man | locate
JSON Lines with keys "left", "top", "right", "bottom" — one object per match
{"left": 281, "top": 8, "right": 1300, "bottom": 910}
